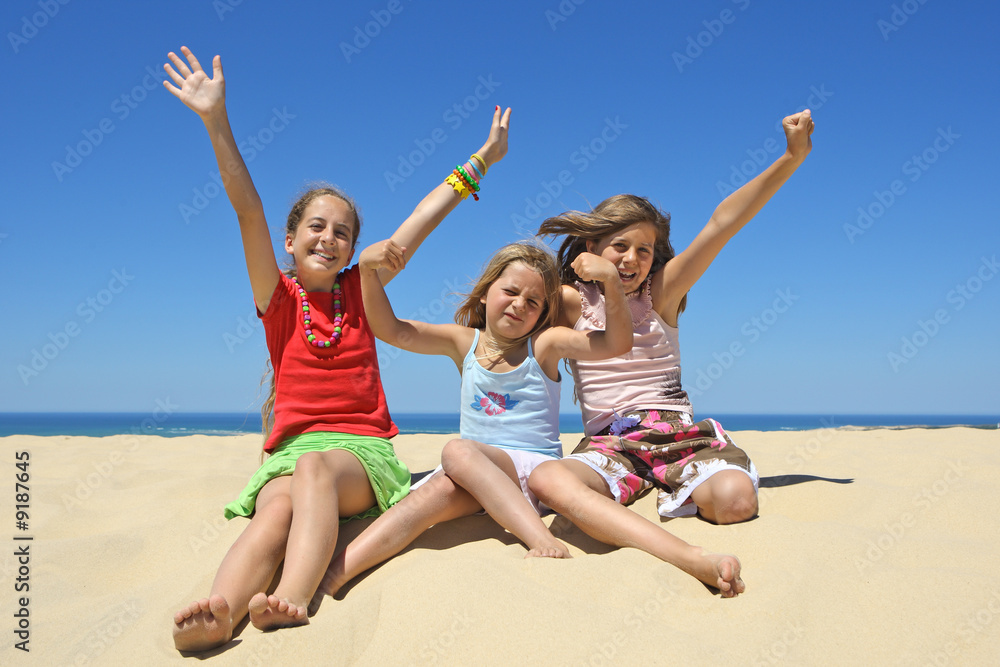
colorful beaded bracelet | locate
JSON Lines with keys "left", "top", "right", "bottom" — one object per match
{"left": 461, "top": 161, "right": 481, "bottom": 185}
{"left": 456, "top": 165, "right": 480, "bottom": 192}
{"left": 452, "top": 169, "right": 479, "bottom": 200}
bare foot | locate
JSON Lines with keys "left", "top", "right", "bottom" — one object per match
{"left": 696, "top": 551, "right": 745, "bottom": 598}
{"left": 524, "top": 538, "right": 572, "bottom": 559}
{"left": 248, "top": 592, "right": 309, "bottom": 631}
{"left": 173, "top": 595, "right": 232, "bottom": 652}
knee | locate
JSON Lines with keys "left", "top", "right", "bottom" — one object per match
{"left": 527, "top": 461, "right": 566, "bottom": 505}
{"left": 292, "top": 451, "right": 333, "bottom": 486}
{"left": 440, "top": 439, "right": 478, "bottom": 477}
{"left": 711, "top": 478, "right": 758, "bottom": 525}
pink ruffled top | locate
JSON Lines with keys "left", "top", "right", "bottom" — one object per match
{"left": 569, "top": 278, "right": 692, "bottom": 436}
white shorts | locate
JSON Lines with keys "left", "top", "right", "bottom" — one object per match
{"left": 410, "top": 447, "right": 557, "bottom": 516}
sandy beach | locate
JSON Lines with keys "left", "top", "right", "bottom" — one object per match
{"left": 3, "top": 426, "right": 998, "bottom": 665}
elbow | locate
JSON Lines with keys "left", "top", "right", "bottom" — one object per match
{"left": 609, "top": 334, "right": 633, "bottom": 357}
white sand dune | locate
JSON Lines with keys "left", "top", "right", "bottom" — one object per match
{"left": 3, "top": 426, "right": 998, "bottom": 665}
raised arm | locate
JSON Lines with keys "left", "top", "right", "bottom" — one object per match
{"left": 654, "top": 109, "right": 815, "bottom": 323}
{"left": 359, "top": 240, "right": 472, "bottom": 369}
{"left": 378, "top": 106, "right": 511, "bottom": 286}
{"left": 163, "top": 47, "right": 281, "bottom": 312}
{"left": 535, "top": 253, "right": 633, "bottom": 373}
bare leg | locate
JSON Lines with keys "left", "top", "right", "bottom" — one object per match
{"left": 529, "top": 460, "right": 745, "bottom": 596}
{"left": 316, "top": 471, "right": 482, "bottom": 599}
{"left": 173, "top": 478, "right": 293, "bottom": 651}
{"left": 249, "top": 449, "right": 376, "bottom": 631}
{"left": 689, "top": 469, "right": 758, "bottom": 525}
{"left": 441, "top": 439, "right": 570, "bottom": 559}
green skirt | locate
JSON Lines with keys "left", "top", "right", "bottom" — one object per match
{"left": 224, "top": 431, "right": 410, "bottom": 522}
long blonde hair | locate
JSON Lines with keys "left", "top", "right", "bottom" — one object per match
{"left": 537, "top": 194, "right": 686, "bottom": 314}
{"left": 260, "top": 184, "right": 363, "bottom": 454}
{"left": 454, "top": 242, "right": 561, "bottom": 351}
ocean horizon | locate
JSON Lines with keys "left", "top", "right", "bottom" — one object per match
{"left": 0, "top": 412, "right": 996, "bottom": 438}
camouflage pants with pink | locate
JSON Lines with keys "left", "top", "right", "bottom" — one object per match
{"left": 566, "top": 410, "right": 759, "bottom": 518}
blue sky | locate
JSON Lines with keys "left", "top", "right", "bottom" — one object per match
{"left": 2, "top": 0, "right": 997, "bottom": 419}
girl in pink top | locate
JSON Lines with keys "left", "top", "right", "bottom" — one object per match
{"left": 531, "top": 110, "right": 815, "bottom": 596}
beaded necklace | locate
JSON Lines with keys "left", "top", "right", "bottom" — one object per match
{"left": 294, "top": 275, "right": 343, "bottom": 348}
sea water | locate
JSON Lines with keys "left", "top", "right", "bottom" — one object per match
{"left": 0, "top": 412, "right": 996, "bottom": 437}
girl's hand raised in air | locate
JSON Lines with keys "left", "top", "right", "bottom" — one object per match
{"left": 163, "top": 46, "right": 226, "bottom": 121}
{"left": 782, "top": 109, "right": 815, "bottom": 161}
{"left": 474, "top": 106, "right": 512, "bottom": 170}
{"left": 360, "top": 239, "right": 407, "bottom": 275}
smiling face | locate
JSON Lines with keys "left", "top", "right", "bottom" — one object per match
{"left": 480, "top": 261, "right": 547, "bottom": 343}
{"left": 587, "top": 221, "right": 658, "bottom": 294}
{"left": 284, "top": 195, "right": 356, "bottom": 290}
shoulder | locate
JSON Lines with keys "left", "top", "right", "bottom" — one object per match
{"left": 531, "top": 326, "right": 567, "bottom": 381}
{"left": 259, "top": 272, "right": 295, "bottom": 320}
{"left": 558, "top": 283, "right": 582, "bottom": 327}
{"left": 649, "top": 264, "right": 682, "bottom": 327}
{"left": 341, "top": 264, "right": 361, "bottom": 287}
{"left": 452, "top": 324, "right": 477, "bottom": 352}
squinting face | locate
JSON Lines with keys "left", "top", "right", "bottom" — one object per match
{"left": 285, "top": 195, "right": 356, "bottom": 290}
{"left": 587, "top": 221, "right": 658, "bottom": 294}
{"left": 481, "top": 262, "right": 546, "bottom": 342}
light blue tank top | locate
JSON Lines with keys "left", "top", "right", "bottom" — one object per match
{"left": 459, "top": 329, "right": 562, "bottom": 458}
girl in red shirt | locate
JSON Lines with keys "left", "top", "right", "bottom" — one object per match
{"left": 163, "top": 46, "right": 510, "bottom": 651}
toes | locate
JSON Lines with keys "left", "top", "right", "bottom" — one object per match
{"left": 248, "top": 592, "right": 269, "bottom": 614}
{"left": 208, "top": 595, "right": 230, "bottom": 617}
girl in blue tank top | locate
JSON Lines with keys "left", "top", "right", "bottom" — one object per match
{"left": 310, "top": 241, "right": 631, "bottom": 601}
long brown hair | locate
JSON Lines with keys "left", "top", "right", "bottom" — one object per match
{"left": 537, "top": 194, "right": 686, "bottom": 313}
{"left": 259, "top": 184, "right": 363, "bottom": 454}
{"left": 454, "top": 242, "right": 561, "bottom": 351}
